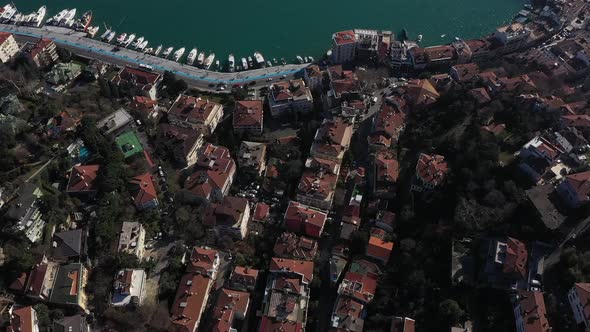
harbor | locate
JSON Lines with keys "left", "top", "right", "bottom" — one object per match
{"left": 0, "top": 23, "right": 307, "bottom": 90}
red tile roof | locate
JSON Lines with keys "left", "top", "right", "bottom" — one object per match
{"left": 273, "top": 232, "right": 318, "bottom": 260}
{"left": 333, "top": 30, "right": 356, "bottom": 45}
{"left": 231, "top": 266, "right": 259, "bottom": 288}
{"left": 424, "top": 45, "right": 456, "bottom": 61}
{"left": 561, "top": 114, "right": 590, "bottom": 128}
{"left": 565, "top": 171, "right": 590, "bottom": 203}
{"left": 169, "top": 94, "right": 222, "bottom": 124}
{"left": 468, "top": 87, "right": 492, "bottom": 104}
{"left": 405, "top": 79, "right": 440, "bottom": 106}
{"left": 339, "top": 271, "right": 377, "bottom": 303}
{"left": 332, "top": 297, "right": 365, "bottom": 330}
{"left": 66, "top": 165, "right": 100, "bottom": 193}
{"left": 503, "top": 237, "right": 528, "bottom": 279}
{"left": 233, "top": 100, "right": 263, "bottom": 128}
{"left": 0, "top": 32, "right": 12, "bottom": 45}
{"left": 297, "top": 170, "right": 337, "bottom": 201}
{"left": 158, "top": 123, "right": 203, "bottom": 161}
{"left": 210, "top": 288, "right": 250, "bottom": 332}
{"left": 270, "top": 79, "right": 311, "bottom": 103}
{"left": 269, "top": 257, "right": 314, "bottom": 284}
{"left": 188, "top": 247, "right": 218, "bottom": 274}
{"left": 514, "top": 291, "right": 550, "bottom": 332}
{"left": 8, "top": 306, "right": 35, "bottom": 332}
{"left": 415, "top": 153, "right": 448, "bottom": 187}
{"left": 259, "top": 316, "right": 302, "bottom": 332}
{"left": 253, "top": 202, "right": 270, "bottom": 222}
{"left": 367, "top": 236, "right": 394, "bottom": 263}
{"left": 332, "top": 78, "right": 361, "bottom": 98}
{"left": 184, "top": 143, "right": 236, "bottom": 199}
{"left": 375, "top": 151, "right": 400, "bottom": 183}
{"left": 451, "top": 63, "right": 480, "bottom": 81}
{"left": 573, "top": 283, "right": 590, "bottom": 322}
{"left": 29, "top": 38, "right": 54, "bottom": 59}
{"left": 129, "top": 172, "right": 157, "bottom": 207}
{"left": 113, "top": 66, "right": 160, "bottom": 92}
{"left": 170, "top": 273, "right": 211, "bottom": 332}
{"left": 284, "top": 201, "right": 327, "bottom": 238}
{"left": 203, "top": 196, "right": 248, "bottom": 228}
{"left": 129, "top": 96, "right": 157, "bottom": 114}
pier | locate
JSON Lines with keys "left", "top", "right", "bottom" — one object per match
{"left": 0, "top": 23, "right": 309, "bottom": 91}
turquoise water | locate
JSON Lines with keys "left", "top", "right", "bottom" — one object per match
{"left": 15, "top": 0, "right": 523, "bottom": 64}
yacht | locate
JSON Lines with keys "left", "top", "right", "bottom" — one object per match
{"left": 417, "top": 34, "right": 423, "bottom": 42}
{"left": 46, "top": 8, "right": 67, "bottom": 26}
{"left": 266, "top": 60, "right": 272, "bottom": 67}
{"left": 116, "top": 33, "right": 127, "bottom": 45}
{"left": 308, "top": 56, "right": 314, "bottom": 62}
{"left": 86, "top": 26, "right": 99, "bottom": 38}
{"left": 228, "top": 54, "right": 235, "bottom": 72}
{"left": 74, "top": 10, "right": 92, "bottom": 31}
{"left": 173, "top": 47, "right": 186, "bottom": 62}
{"left": 296, "top": 55, "right": 304, "bottom": 64}
{"left": 154, "top": 45, "right": 163, "bottom": 56}
{"left": 124, "top": 34, "right": 136, "bottom": 47}
{"left": 59, "top": 8, "right": 76, "bottom": 27}
{"left": 186, "top": 48, "right": 197, "bottom": 65}
{"left": 241, "top": 57, "right": 248, "bottom": 70}
{"left": 1, "top": 4, "right": 17, "bottom": 23}
{"left": 132, "top": 36, "right": 145, "bottom": 49}
{"left": 304, "top": 56, "right": 309, "bottom": 63}
{"left": 204, "top": 53, "right": 215, "bottom": 69}
{"left": 247, "top": 56, "right": 253, "bottom": 68}
{"left": 143, "top": 47, "right": 154, "bottom": 54}
{"left": 162, "top": 47, "right": 173, "bottom": 58}
{"left": 215, "top": 60, "right": 220, "bottom": 70}
{"left": 100, "top": 28, "right": 112, "bottom": 40}
{"left": 30, "top": 5, "right": 46, "bottom": 27}
{"left": 105, "top": 31, "right": 116, "bottom": 43}
{"left": 138, "top": 40, "right": 148, "bottom": 51}
{"left": 281, "top": 58, "right": 286, "bottom": 65}
{"left": 254, "top": 51, "right": 265, "bottom": 67}
{"left": 196, "top": 51, "right": 205, "bottom": 66}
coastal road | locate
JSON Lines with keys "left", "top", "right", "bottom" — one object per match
{"left": 0, "top": 24, "right": 309, "bottom": 91}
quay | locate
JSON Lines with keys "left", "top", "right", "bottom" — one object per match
{"left": 0, "top": 23, "right": 309, "bottom": 91}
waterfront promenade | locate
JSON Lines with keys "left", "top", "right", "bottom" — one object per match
{"left": 0, "top": 24, "right": 309, "bottom": 91}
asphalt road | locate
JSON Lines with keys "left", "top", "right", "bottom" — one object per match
{"left": 0, "top": 23, "right": 309, "bottom": 92}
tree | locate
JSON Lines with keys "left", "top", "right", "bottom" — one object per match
{"left": 33, "top": 304, "right": 51, "bottom": 330}
{"left": 439, "top": 299, "right": 465, "bottom": 326}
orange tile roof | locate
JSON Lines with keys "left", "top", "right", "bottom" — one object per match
{"left": 253, "top": 202, "right": 270, "bottom": 222}
{"left": 169, "top": 94, "right": 222, "bottom": 124}
{"left": 29, "top": 38, "right": 53, "bottom": 59}
{"left": 269, "top": 257, "right": 314, "bottom": 284}
{"left": 416, "top": 153, "right": 448, "bottom": 187}
{"left": 297, "top": 170, "right": 337, "bottom": 200}
{"left": 503, "top": 237, "right": 528, "bottom": 279}
{"left": 66, "top": 165, "right": 100, "bottom": 193}
{"left": 333, "top": 30, "right": 356, "bottom": 45}
{"left": 259, "top": 316, "right": 302, "bottom": 332}
{"left": 514, "top": 291, "right": 550, "bottom": 332}
{"left": 375, "top": 151, "right": 400, "bottom": 183}
{"left": 233, "top": 100, "right": 263, "bottom": 128}
{"left": 0, "top": 31, "right": 12, "bottom": 44}
{"left": 284, "top": 201, "right": 327, "bottom": 232}
{"left": 129, "top": 172, "right": 158, "bottom": 207}
{"left": 184, "top": 143, "right": 235, "bottom": 199}
{"left": 273, "top": 232, "right": 318, "bottom": 260}
{"left": 8, "top": 306, "right": 35, "bottom": 332}
{"left": 170, "top": 273, "right": 211, "bottom": 332}
{"left": 188, "top": 247, "right": 218, "bottom": 274}
{"left": 113, "top": 66, "right": 160, "bottom": 92}
{"left": 210, "top": 288, "right": 250, "bottom": 332}
{"left": 367, "top": 236, "right": 394, "bottom": 263}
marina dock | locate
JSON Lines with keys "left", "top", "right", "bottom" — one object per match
{"left": 0, "top": 23, "right": 308, "bottom": 91}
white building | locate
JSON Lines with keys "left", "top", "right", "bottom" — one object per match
{"left": 111, "top": 269, "right": 147, "bottom": 307}
{"left": 117, "top": 222, "right": 146, "bottom": 260}
{"left": 0, "top": 32, "right": 19, "bottom": 63}
{"left": 331, "top": 30, "right": 357, "bottom": 64}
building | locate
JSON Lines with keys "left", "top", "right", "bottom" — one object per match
{"left": 117, "top": 222, "right": 146, "bottom": 260}
{"left": 168, "top": 94, "right": 224, "bottom": 134}
{"left": 66, "top": 165, "right": 100, "bottom": 198}
{"left": 233, "top": 100, "right": 264, "bottom": 134}
{"left": 51, "top": 229, "right": 86, "bottom": 262}
{"left": 368, "top": 104, "right": 406, "bottom": 150}
{"left": 423, "top": 45, "right": 457, "bottom": 67}
{"left": 53, "top": 314, "right": 90, "bottom": 332}
{"left": 252, "top": 202, "right": 270, "bottom": 223}
{"left": 274, "top": 232, "right": 319, "bottom": 260}
{"left": 238, "top": 141, "right": 267, "bottom": 176}
{"left": 260, "top": 258, "right": 314, "bottom": 331}
{"left": 366, "top": 236, "right": 394, "bottom": 264}
{"left": 403, "top": 79, "right": 440, "bottom": 108}
{"left": 48, "top": 263, "right": 88, "bottom": 311}
{"left": 410, "top": 153, "right": 449, "bottom": 192}
{"left": 129, "top": 95, "right": 158, "bottom": 120}
{"left": 568, "top": 283, "right": 590, "bottom": 328}
{"left": 115, "top": 131, "right": 144, "bottom": 159}
{"left": 303, "top": 65, "right": 324, "bottom": 92}
{"left": 341, "top": 205, "right": 361, "bottom": 240}
{"left": 230, "top": 266, "right": 259, "bottom": 291}
{"left": 203, "top": 196, "right": 251, "bottom": 239}
{"left": 4, "top": 183, "right": 46, "bottom": 243}
{"left": 0, "top": 32, "right": 18, "bottom": 63}
{"left": 184, "top": 143, "right": 236, "bottom": 202}
{"left": 485, "top": 237, "right": 528, "bottom": 289}
{"left": 7, "top": 306, "right": 40, "bottom": 332}
{"left": 158, "top": 124, "right": 204, "bottom": 167}
{"left": 25, "top": 260, "right": 59, "bottom": 301}
{"left": 267, "top": 79, "right": 313, "bottom": 118}
{"left": 338, "top": 271, "right": 377, "bottom": 304}
{"left": 391, "top": 317, "right": 416, "bottom": 332}
{"left": 27, "top": 38, "right": 58, "bottom": 68}
{"left": 210, "top": 288, "right": 251, "bottom": 331}
{"left": 96, "top": 108, "right": 133, "bottom": 136}
{"left": 297, "top": 169, "right": 338, "bottom": 211}
{"left": 494, "top": 23, "right": 531, "bottom": 53}
{"left": 512, "top": 291, "right": 551, "bottom": 332}
{"left": 330, "top": 296, "right": 365, "bottom": 331}
{"left": 45, "top": 62, "right": 82, "bottom": 86}
{"left": 556, "top": 171, "right": 590, "bottom": 209}
{"left": 111, "top": 269, "right": 146, "bottom": 307}
{"left": 373, "top": 151, "right": 400, "bottom": 198}
{"left": 112, "top": 66, "right": 161, "bottom": 100}
{"left": 170, "top": 247, "right": 220, "bottom": 332}
{"left": 309, "top": 117, "right": 353, "bottom": 162}
{"left": 284, "top": 201, "right": 327, "bottom": 238}
{"left": 450, "top": 63, "right": 480, "bottom": 82}
{"left": 82, "top": 59, "right": 107, "bottom": 81}
{"left": 129, "top": 172, "right": 159, "bottom": 211}
{"left": 332, "top": 30, "right": 357, "bottom": 64}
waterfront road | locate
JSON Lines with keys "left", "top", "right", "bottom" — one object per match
{"left": 0, "top": 24, "right": 309, "bottom": 91}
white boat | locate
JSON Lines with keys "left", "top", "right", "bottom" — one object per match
{"left": 228, "top": 54, "right": 235, "bottom": 72}
{"left": 138, "top": 40, "right": 148, "bottom": 51}
{"left": 267, "top": 60, "right": 272, "bottom": 67}
{"left": 31, "top": 5, "right": 46, "bottom": 27}
{"left": 204, "top": 53, "right": 215, "bottom": 69}
{"left": 46, "top": 8, "right": 67, "bottom": 25}
{"left": 106, "top": 31, "right": 116, "bottom": 43}
{"left": 60, "top": 8, "right": 76, "bottom": 27}
{"left": 173, "top": 47, "right": 185, "bottom": 62}
{"left": 162, "top": 47, "right": 173, "bottom": 58}
{"left": 304, "top": 56, "right": 309, "bottom": 63}
{"left": 124, "top": 34, "right": 136, "bottom": 47}
{"left": 1, "top": 4, "right": 17, "bottom": 23}
{"left": 417, "top": 34, "right": 423, "bottom": 42}
{"left": 273, "top": 57, "right": 277, "bottom": 64}
{"left": 132, "top": 36, "right": 144, "bottom": 49}
{"left": 309, "top": 56, "right": 314, "bottom": 62}
{"left": 116, "top": 33, "right": 127, "bottom": 44}
{"left": 100, "top": 28, "right": 112, "bottom": 40}
{"left": 296, "top": 55, "right": 304, "bottom": 64}
{"left": 215, "top": 60, "right": 220, "bottom": 69}
{"left": 186, "top": 48, "right": 197, "bottom": 65}
{"left": 86, "top": 26, "right": 99, "bottom": 38}
{"left": 241, "top": 57, "right": 248, "bottom": 70}
{"left": 441, "top": 34, "right": 446, "bottom": 38}
{"left": 143, "top": 47, "right": 154, "bottom": 54}
{"left": 154, "top": 45, "right": 163, "bottom": 56}
{"left": 247, "top": 56, "right": 253, "bottom": 68}
{"left": 281, "top": 58, "right": 286, "bottom": 65}
{"left": 254, "top": 51, "right": 265, "bottom": 67}
{"left": 196, "top": 52, "right": 205, "bottom": 66}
